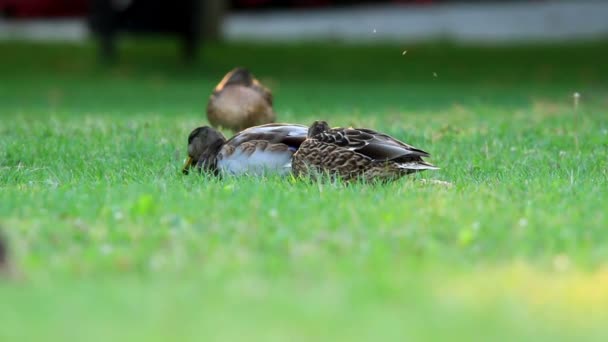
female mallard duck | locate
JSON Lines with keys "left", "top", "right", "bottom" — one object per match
{"left": 292, "top": 120, "right": 438, "bottom": 182}
{"left": 183, "top": 123, "right": 308, "bottom": 176}
{"left": 207, "top": 67, "right": 275, "bottom": 132}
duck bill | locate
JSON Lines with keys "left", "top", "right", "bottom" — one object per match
{"left": 182, "top": 156, "right": 193, "bottom": 175}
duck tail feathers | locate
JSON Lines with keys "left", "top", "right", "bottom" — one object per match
{"left": 397, "top": 161, "right": 439, "bottom": 171}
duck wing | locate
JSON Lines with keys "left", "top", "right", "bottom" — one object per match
{"left": 218, "top": 124, "right": 308, "bottom": 176}
{"left": 226, "top": 123, "right": 309, "bottom": 150}
{"left": 317, "top": 127, "right": 431, "bottom": 162}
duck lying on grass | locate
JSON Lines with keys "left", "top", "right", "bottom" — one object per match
{"left": 207, "top": 68, "right": 275, "bottom": 132}
{"left": 183, "top": 123, "right": 308, "bottom": 176}
{"left": 292, "top": 120, "right": 438, "bottom": 182}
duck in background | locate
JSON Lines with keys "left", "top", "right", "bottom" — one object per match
{"left": 207, "top": 68, "right": 275, "bottom": 132}
{"left": 292, "top": 120, "right": 438, "bottom": 182}
{"left": 183, "top": 123, "right": 308, "bottom": 177}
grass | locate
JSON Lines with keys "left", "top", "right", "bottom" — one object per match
{"left": 1, "top": 38, "right": 608, "bottom": 341}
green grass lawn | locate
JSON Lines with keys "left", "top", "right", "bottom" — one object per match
{"left": 1, "top": 39, "right": 607, "bottom": 341}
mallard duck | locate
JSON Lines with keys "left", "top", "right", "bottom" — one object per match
{"left": 183, "top": 123, "right": 308, "bottom": 176}
{"left": 292, "top": 120, "right": 438, "bottom": 182}
{"left": 207, "top": 67, "right": 275, "bottom": 131}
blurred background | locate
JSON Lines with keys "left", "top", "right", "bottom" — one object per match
{"left": 2, "top": 0, "right": 608, "bottom": 51}
{"left": 0, "top": 0, "right": 606, "bottom": 119}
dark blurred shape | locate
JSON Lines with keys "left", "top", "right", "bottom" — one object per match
{"left": 88, "top": 0, "right": 203, "bottom": 63}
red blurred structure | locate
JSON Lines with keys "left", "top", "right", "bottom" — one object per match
{"left": 0, "top": 0, "right": 88, "bottom": 17}
{"left": 0, "top": 0, "right": 436, "bottom": 18}
{"left": 232, "top": 0, "right": 435, "bottom": 10}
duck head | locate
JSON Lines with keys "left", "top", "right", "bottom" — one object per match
{"left": 182, "top": 126, "right": 227, "bottom": 175}
{"left": 308, "top": 120, "right": 331, "bottom": 138}
{"left": 222, "top": 67, "right": 254, "bottom": 88}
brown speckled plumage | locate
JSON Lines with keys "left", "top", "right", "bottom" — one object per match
{"left": 207, "top": 68, "right": 275, "bottom": 131}
{"left": 292, "top": 121, "right": 439, "bottom": 182}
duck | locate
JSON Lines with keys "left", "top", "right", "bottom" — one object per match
{"left": 207, "top": 67, "right": 275, "bottom": 132}
{"left": 182, "top": 123, "right": 308, "bottom": 176}
{"left": 292, "top": 120, "right": 438, "bottom": 182}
